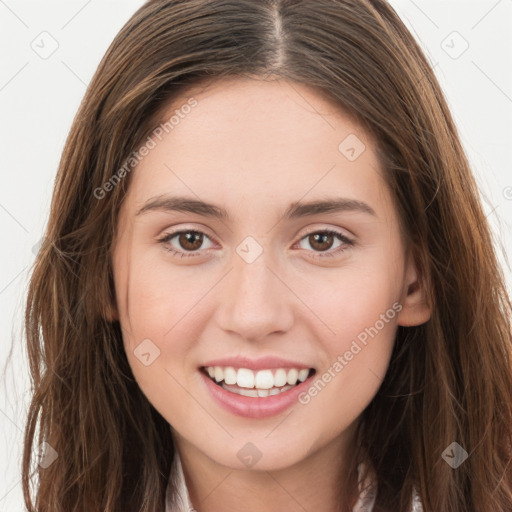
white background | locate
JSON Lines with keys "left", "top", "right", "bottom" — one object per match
{"left": 1, "top": 0, "right": 511, "bottom": 509}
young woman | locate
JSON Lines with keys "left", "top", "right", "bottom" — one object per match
{"left": 22, "top": 1, "right": 512, "bottom": 511}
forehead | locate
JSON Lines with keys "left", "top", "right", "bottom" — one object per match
{"left": 155, "top": 76, "right": 373, "bottom": 155}
{"left": 124, "top": 77, "right": 390, "bottom": 221}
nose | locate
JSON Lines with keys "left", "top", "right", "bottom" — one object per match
{"left": 214, "top": 248, "right": 294, "bottom": 342}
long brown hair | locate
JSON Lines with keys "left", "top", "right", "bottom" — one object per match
{"left": 20, "top": 0, "right": 512, "bottom": 510}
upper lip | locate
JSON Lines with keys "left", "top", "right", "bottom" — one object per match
{"left": 201, "top": 356, "right": 314, "bottom": 371}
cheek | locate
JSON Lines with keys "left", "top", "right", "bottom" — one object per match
{"left": 291, "top": 255, "right": 401, "bottom": 412}
{"left": 119, "top": 254, "right": 214, "bottom": 347}
{"left": 117, "top": 265, "right": 207, "bottom": 427}
{"left": 116, "top": 257, "right": 211, "bottom": 402}
{"left": 305, "top": 279, "right": 398, "bottom": 390}
{"left": 295, "top": 251, "right": 402, "bottom": 348}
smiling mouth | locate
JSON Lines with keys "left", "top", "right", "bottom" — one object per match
{"left": 201, "top": 366, "right": 316, "bottom": 397}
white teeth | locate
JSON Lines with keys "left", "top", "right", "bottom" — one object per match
{"left": 298, "top": 369, "right": 309, "bottom": 382}
{"left": 224, "top": 366, "right": 237, "bottom": 385}
{"left": 214, "top": 366, "right": 223, "bottom": 383}
{"left": 222, "top": 382, "right": 294, "bottom": 397}
{"left": 254, "top": 370, "right": 274, "bottom": 389}
{"left": 237, "top": 387, "right": 259, "bottom": 397}
{"left": 286, "top": 368, "right": 299, "bottom": 385}
{"left": 237, "top": 368, "right": 255, "bottom": 388}
{"left": 273, "top": 368, "right": 288, "bottom": 387}
{"left": 205, "top": 366, "right": 312, "bottom": 390}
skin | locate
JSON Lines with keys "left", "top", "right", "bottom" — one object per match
{"left": 109, "top": 76, "right": 431, "bottom": 512}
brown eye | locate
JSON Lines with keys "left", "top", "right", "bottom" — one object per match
{"left": 158, "top": 230, "right": 214, "bottom": 257}
{"left": 308, "top": 232, "right": 335, "bottom": 251}
{"left": 177, "top": 231, "right": 204, "bottom": 251}
{"left": 296, "top": 229, "right": 354, "bottom": 258}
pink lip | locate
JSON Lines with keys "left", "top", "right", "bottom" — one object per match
{"left": 201, "top": 356, "right": 313, "bottom": 371}
{"left": 200, "top": 369, "right": 315, "bottom": 419}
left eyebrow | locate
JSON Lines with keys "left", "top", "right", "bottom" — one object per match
{"left": 135, "top": 194, "right": 377, "bottom": 220}
{"left": 283, "top": 198, "right": 377, "bottom": 220}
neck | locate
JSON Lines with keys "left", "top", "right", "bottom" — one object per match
{"left": 173, "top": 424, "right": 361, "bottom": 512}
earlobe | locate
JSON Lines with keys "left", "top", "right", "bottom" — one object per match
{"left": 104, "top": 267, "right": 119, "bottom": 323}
{"left": 104, "top": 302, "right": 119, "bottom": 323}
{"left": 397, "top": 258, "right": 432, "bottom": 327}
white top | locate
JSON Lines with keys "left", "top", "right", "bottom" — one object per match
{"left": 165, "top": 451, "right": 423, "bottom": 512}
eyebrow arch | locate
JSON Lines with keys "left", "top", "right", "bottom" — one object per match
{"left": 135, "top": 195, "right": 377, "bottom": 220}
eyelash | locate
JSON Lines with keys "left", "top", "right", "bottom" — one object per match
{"left": 157, "top": 228, "right": 354, "bottom": 260}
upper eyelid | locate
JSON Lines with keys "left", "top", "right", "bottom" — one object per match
{"left": 159, "top": 227, "right": 219, "bottom": 245}
{"left": 299, "top": 225, "right": 354, "bottom": 239}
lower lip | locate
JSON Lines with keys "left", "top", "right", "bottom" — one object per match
{"left": 200, "top": 369, "right": 315, "bottom": 419}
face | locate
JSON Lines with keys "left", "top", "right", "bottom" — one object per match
{"left": 110, "top": 77, "right": 429, "bottom": 472}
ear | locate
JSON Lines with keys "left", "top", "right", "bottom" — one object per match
{"left": 104, "top": 262, "right": 119, "bottom": 323}
{"left": 103, "top": 296, "right": 119, "bottom": 323}
{"left": 104, "top": 305, "right": 119, "bottom": 323}
{"left": 396, "top": 252, "right": 432, "bottom": 327}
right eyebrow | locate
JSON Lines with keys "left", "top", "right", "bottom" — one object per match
{"left": 136, "top": 195, "right": 230, "bottom": 219}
